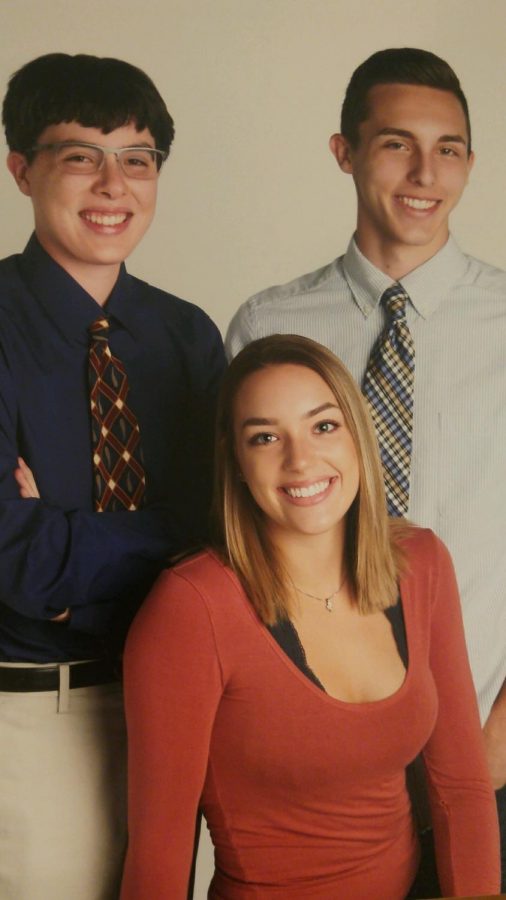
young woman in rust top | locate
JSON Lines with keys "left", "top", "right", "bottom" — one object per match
{"left": 121, "top": 335, "right": 500, "bottom": 899}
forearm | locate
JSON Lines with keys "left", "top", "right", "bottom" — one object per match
{"left": 421, "top": 534, "right": 500, "bottom": 893}
{"left": 0, "top": 498, "right": 179, "bottom": 626}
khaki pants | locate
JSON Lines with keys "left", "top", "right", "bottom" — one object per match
{"left": 0, "top": 671, "right": 127, "bottom": 900}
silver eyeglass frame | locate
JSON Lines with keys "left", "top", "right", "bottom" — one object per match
{"left": 27, "top": 140, "right": 168, "bottom": 176}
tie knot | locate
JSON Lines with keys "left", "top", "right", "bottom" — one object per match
{"left": 89, "top": 317, "right": 110, "bottom": 341}
{"left": 381, "top": 285, "right": 408, "bottom": 321}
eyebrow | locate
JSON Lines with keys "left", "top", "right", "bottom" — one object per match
{"left": 375, "top": 127, "right": 467, "bottom": 145}
{"left": 60, "top": 140, "right": 156, "bottom": 149}
{"left": 241, "top": 402, "right": 340, "bottom": 429}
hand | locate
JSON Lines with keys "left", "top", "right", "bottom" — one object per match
{"left": 14, "top": 457, "right": 40, "bottom": 499}
{"left": 483, "top": 680, "right": 506, "bottom": 790}
{"left": 50, "top": 608, "right": 71, "bottom": 623}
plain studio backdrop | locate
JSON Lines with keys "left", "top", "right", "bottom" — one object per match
{"left": 1, "top": 1, "right": 505, "bottom": 894}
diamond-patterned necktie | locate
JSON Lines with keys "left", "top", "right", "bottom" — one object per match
{"left": 362, "top": 284, "right": 415, "bottom": 517}
{"left": 88, "top": 317, "right": 146, "bottom": 512}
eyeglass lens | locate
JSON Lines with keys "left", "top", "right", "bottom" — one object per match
{"left": 53, "top": 144, "right": 161, "bottom": 178}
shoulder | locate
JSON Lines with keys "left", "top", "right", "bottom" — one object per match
{"left": 125, "top": 552, "right": 240, "bottom": 669}
{"left": 245, "top": 257, "right": 346, "bottom": 312}
{"left": 458, "top": 251, "right": 506, "bottom": 294}
{"left": 226, "top": 256, "right": 348, "bottom": 354}
{"left": 395, "top": 523, "right": 455, "bottom": 579}
{"left": 0, "top": 252, "right": 21, "bottom": 273}
{"left": 171, "top": 548, "right": 240, "bottom": 589}
{"left": 0, "top": 253, "right": 24, "bottom": 310}
{"left": 138, "top": 551, "right": 255, "bottom": 654}
{"left": 128, "top": 274, "right": 222, "bottom": 340}
{"left": 395, "top": 525, "right": 460, "bottom": 627}
{"left": 154, "top": 550, "right": 246, "bottom": 613}
{"left": 125, "top": 275, "right": 225, "bottom": 380}
{"left": 396, "top": 522, "right": 446, "bottom": 553}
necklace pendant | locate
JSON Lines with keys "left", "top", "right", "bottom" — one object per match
{"left": 325, "top": 597, "right": 334, "bottom": 612}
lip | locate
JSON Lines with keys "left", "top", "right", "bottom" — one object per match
{"left": 79, "top": 209, "right": 133, "bottom": 234}
{"left": 279, "top": 476, "right": 337, "bottom": 506}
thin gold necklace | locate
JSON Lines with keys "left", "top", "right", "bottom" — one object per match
{"left": 294, "top": 573, "right": 346, "bottom": 612}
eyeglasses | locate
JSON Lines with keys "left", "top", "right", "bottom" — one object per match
{"left": 28, "top": 141, "right": 168, "bottom": 179}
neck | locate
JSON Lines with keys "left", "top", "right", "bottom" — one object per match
{"left": 354, "top": 225, "right": 449, "bottom": 281}
{"left": 271, "top": 528, "right": 346, "bottom": 597}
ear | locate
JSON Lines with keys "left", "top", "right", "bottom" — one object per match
{"left": 329, "top": 133, "right": 354, "bottom": 174}
{"left": 466, "top": 149, "right": 475, "bottom": 182}
{"left": 7, "top": 151, "right": 33, "bottom": 197}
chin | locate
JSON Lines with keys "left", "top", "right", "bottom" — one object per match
{"left": 84, "top": 249, "right": 133, "bottom": 266}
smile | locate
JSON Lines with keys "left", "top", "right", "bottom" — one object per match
{"left": 81, "top": 212, "right": 129, "bottom": 226}
{"left": 283, "top": 479, "right": 331, "bottom": 499}
{"left": 396, "top": 196, "right": 439, "bottom": 210}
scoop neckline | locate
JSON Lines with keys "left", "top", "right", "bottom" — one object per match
{"left": 243, "top": 582, "right": 412, "bottom": 710}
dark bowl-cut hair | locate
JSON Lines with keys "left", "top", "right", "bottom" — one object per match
{"left": 340, "top": 47, "right": 471, "bottom": 154}
{"left": 2, "top": 53, "right": 175, "bottom": 162}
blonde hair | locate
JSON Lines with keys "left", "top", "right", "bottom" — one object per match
{"left": 213, "top": 335, "right": 407, "bottom": 624}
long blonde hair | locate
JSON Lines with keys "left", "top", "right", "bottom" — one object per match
{"left": 213, "top": 335, "right": 406, "bottom": 624}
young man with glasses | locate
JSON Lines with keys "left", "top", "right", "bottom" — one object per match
{"left": 227, "top": 47, "right": 505, "bottom": 893}
{"left": 0, "top": 53, "right": 225, "bottom": 899}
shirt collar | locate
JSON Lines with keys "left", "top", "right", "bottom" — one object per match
{"left": 342, "top": 234, "right": 468, "bottom": 319}
{"left": 19, "top": 234, "right": 135, "bottom": 344}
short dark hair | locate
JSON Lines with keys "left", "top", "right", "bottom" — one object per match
{"left": 2, "top": 53, "right": 175, "bottom": 161}
{"left": 340, "top": 47, "right": 471, "bottom": 154}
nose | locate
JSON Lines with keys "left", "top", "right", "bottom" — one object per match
{"left": 408, "top": 148, "right": 435, "bottom": 188}
{"left": 283, "top": 433, "right": 312, "bottom": 472}
{"left": 92, "top": 154, "right": 128, "bottom": 199}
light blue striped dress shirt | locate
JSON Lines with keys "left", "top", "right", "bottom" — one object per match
{"left": 226, "top": 236, "right": 506, "bottom": 723}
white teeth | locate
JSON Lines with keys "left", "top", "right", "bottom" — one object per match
{"left": 285, "top": 479, "right": 330, "bottom": 498}
{"left": 398, "top": 196, "right": 437, "bottom": 210}
{"left": 84, "top": 213, "right": 128, "bottom": 225}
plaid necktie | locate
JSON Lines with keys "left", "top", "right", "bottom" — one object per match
{"left": 88, "top": 317, "right": 146, "bottom": 512}
{"left": 362, "top": 284, "right": 415, "bottom": 517}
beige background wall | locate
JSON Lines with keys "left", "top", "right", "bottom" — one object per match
{"left": 1, "top": 1, "right": 505, "bottom": 895}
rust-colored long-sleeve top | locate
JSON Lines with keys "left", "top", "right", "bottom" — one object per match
{"left": 121, "top": 528, "right": 500, "bottom": 899}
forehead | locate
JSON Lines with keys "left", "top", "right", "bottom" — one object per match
{"left": 361, "top": 82, "right": 468, "bottom": 141}
{"left": 35, "top": 120, "right": 156, "bottom": 147}
{"left": 234, "top": 364, "right": 337, "bottom": 415}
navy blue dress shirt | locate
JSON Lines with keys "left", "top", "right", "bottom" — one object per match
{"left": 0, "top": 235, "right": 226, "bottom": 662}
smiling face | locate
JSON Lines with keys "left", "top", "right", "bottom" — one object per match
{"left": 233, "top": 363, "right": 360, "bottom": 548}
{"left": 330, "top": 83, "right": 474, "bottom": 276}
{"left": 7, "top": 120, "right": 159, "bottom": 299}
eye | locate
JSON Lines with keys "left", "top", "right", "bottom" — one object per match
{"left": 125, "top": 156, "right": 149, "bottom": 167}
{"left": 248, "top": 432, "right": 278, "bottom": 446}
{"left": 55, "top": 145, "right": 98, "bottom": 172}
{"left": 438, "top": 146, "right": 460, "bottom": 157}
{"left": 314, "top": 420, "right": 339, "bottom": 434}
{"left": 122, "top": 151, "right": 153, "bottom": 170}
{"left": 383, "top": 140, "right": 409, "bottom": 151}
{"left": 61, "top": 151, "right": 95, "bottom": 164}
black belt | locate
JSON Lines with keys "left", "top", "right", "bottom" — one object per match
{"left": 0, "top": 660, "right": 120, "bottom": 692}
